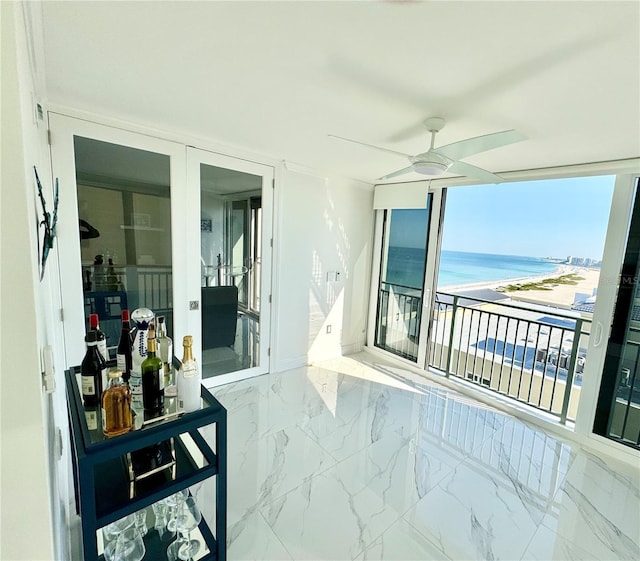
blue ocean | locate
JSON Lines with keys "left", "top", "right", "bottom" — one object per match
{"left": 385, "top": 248, "right": 560, "bottom": 289}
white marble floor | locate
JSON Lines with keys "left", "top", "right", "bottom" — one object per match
{"left": 208, "top": 354, "right": 640, "bottom": 561}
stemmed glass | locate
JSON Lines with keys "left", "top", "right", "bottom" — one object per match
{"left": 166, "top": 497, "right": 202, "bottom": 561}
{"left": 151, "top": 500, "right": 169, "bottom": 540}
{"left": 102, "top": 514, "right": 136, "bottom": 560}
{"left": 114, "top": 526, "right": 145, "bottom": 561}
{"left": 165, "top": 489, "right": 189, "bottom": 535}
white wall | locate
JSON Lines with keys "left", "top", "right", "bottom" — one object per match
{"left": 1, "top": 2, "right": 68, "bottom": 559}
{"left": 272, "top": 166, "right": 374, "bottom": 371}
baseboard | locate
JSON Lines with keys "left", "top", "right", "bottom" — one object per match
{"left": 272, "top": 354, "right": 309, "bottom": 373}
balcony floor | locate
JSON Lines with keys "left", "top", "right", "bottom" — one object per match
{"left": 209, "top": 354, "right": 640, "bottom": 561}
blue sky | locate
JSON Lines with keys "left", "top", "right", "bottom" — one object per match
{"left": 390, "top": 175, "right": 616, "bottom": 259}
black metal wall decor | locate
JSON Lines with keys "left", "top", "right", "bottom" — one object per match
{"left": 34, "top": 166, "right": 59, "bottom": 280}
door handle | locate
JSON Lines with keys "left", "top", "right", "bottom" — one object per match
{"left": 593, "top": 321, "right": 604, "bottom": 347}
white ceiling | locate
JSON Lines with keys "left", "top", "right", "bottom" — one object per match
{"left": 41, "top": 1, "right": 640, "bottom": 184}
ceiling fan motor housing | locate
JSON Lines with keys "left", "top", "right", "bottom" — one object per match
{"left": 411, "top": 151, "right": 452, "bottom": 175}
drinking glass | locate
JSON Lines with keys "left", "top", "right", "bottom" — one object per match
{"left": 134, "top": 508, "right": 148, "bottom": 537}
{"left": 151, "top": 500, "right": 168, "bottom": 540}
{"left": 103, "top": 513, "right": 135, "bottom": 543}
{"left": 165, "top": 489, "right": 189, "bottom": 534}
{"left": 176, "top": 497, "right": 202, "bottom": 561}
{"left": 114, "top": 526, "right": 145, "bottom": 561}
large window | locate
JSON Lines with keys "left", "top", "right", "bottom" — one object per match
{"left": 372, "top": 175, "right": 617, "bottom": 424}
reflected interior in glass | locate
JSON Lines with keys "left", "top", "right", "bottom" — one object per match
{"left": 74, "top": 137, "right": 173, "bottom": 355}
{"left": 200, "top": 164, "right": 262, "bottom": 377}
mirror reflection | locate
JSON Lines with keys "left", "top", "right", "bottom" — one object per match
{"left": 200, "top": 164, "right": 261, "bottom": 377}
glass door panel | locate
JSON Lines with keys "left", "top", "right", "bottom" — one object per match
{"left": 188, "top": 148, "right": 273, "bottom": 381}
{"left": 75, "top": 137, "right": 173, "bottom": 350}
{"left": 370, "top": 187, "right": 443, "bottom": 367}
{"left": 374, "top": 204, "right": 432, "bottom": 361}
{"left": 50, "top": 114, "right": 187, "bottom": 369}
{"left": 594, "top": 178, "right": 640, "bottom": 448}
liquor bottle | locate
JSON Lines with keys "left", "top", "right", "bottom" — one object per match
{"left": 89, "top": 313, "right": 109, "bottom": 392}
{"left": 141, "top": 325, "right": 164, "bottom": 414}
{"left": 130, "top": 307, "right": 154, "bottom": 400}
{"left": 156, "top": 316, "right": 174, "bottom": 396}
{"left": 177, "top": 336, "right": 201, "bottom": 413}
{"left": 116, "top": 310, "right": 133, "bottom": 383}
{"left": 81, "top": 331, "right": 105, "bottom": 406}
{"left": 102, "top": 370, "right": 133, "bottom": 437}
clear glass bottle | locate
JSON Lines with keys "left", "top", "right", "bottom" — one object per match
{"left": 81, "top": 331, "right": 105, "bottom": 406}
{"left": 177, "top": 335, "right": 201, "bottom": 412}
{"left": 141, "top": 325, "right": 164, "bottom": 414}
{"left": 156, "top": 316, "right": 174, "bottom": 396}
{"left": 102, "top": 370, "right": 133, "bottom": 437}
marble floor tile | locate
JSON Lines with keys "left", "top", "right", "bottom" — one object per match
{"left": 227, "top": 510, "right": 294, "bottom": 561}
{"left": 540, "top": 450, "right": 640, "bottom": 561}
{"left": 355, "top": 518, "right": 452, "bottom": 561}
{"left": 226, "top": 424, "right": 336, "bottom": 527}
{"left": 260, "top": 468, "right": 399, "bottom": 560}
{"left": 402, "top": 457, "right": 547, "bottom": 561}
{"left": 332, "top": 429, "right": 458, "bottom": 516}
{"left": 520, "top": 523, "right": 601, "bottom": 561}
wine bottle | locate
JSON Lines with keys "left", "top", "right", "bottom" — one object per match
{"left": 141, "top": 325, "right": 164, "bottom": 413}
{"left": 156, "top": 316, "right": 174, "bottom": 396}
{"left": 102, "top": 370, "right": 133, "bottom": 437}
{"left": 81, "top": 331, "right": 105, "bottom": 406}
{"left": 89, "top": 313, "right": 109, "bottom": 392}
{"left": 116, "top": 310, "right": 133, "bottom": 383}
{"left": 89, "top": 313, "right": 108, "bottom": 360}
{"left": 177, "top": 336, "right": 201, "bottom": 413}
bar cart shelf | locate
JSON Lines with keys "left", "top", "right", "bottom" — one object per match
{"left": 65, "top": 369, "right": 227, "bottom": 561}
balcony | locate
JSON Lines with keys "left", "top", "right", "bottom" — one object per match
{"left": 375, "top": 283, "right": 591, "bottom": 424}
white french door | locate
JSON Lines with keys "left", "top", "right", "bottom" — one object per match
{"left": 186, "top": 147, "right": 274, "bottom": 384}
{"left": 49, "top": 113, "right": 189, "bottom": 368}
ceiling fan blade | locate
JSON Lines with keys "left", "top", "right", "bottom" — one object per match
{"left": 378, "top": 165, "right": 415, "bottom": 181}
{"left": 434, "top": 129, "right": 526, "bottom": 161}
{"left": 328, "top": 134, "right": 410, "bottom": 159}
{"left": 448, "top": 161, "right": 505, "bottom": 184}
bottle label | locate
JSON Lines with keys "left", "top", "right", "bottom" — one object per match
{"left": 129, "top": 371, "right": 143, "bottom": 394}
{"left": 82, "top": 376, "right": 95, "bottom": 396}
{"left": 85, "top": 410, "right": 98, "bottom": 430}
{"left": 117, "top": 354, "right": 126, "bottom": 372}
{"left": 98, "top": 339, "right": 108, "bottom": 362}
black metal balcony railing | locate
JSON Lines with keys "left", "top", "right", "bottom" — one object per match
{"left": 374, "top": 283, "right": 590, "bottom": 424}
{"left": 430, "top": 292, "right": 591, "bottom": 424}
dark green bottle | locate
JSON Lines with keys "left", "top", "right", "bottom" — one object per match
{"left": 141, "top": 325, "right": 164, "bottom": 413}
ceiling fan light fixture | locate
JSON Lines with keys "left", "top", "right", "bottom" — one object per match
{"left": 412, "top": 160, "right": 451, "bottom": 176}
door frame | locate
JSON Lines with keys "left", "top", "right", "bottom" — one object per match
{"left": 49, "top": 113, "right": 188, "bottom": 369}
{"left": 186, "top": 147, "right": 274, "bottom": 384}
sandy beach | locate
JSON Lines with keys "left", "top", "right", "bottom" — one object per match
{"left": 440, "top": 265, "right": 601, "bottom": 309}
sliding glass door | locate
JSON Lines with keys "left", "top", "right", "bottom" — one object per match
{"left": 370, "top": 187, "right": 443, "bottom": 367}
{"left": 187, "top": 148, "right": 273, "bottom": 382}
{"left": 594, "top": 177, "right": 640, "bottom": 448}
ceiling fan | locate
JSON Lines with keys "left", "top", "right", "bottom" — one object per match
{"left": 330, "top": 118, "right": 526, "bottom": 183}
